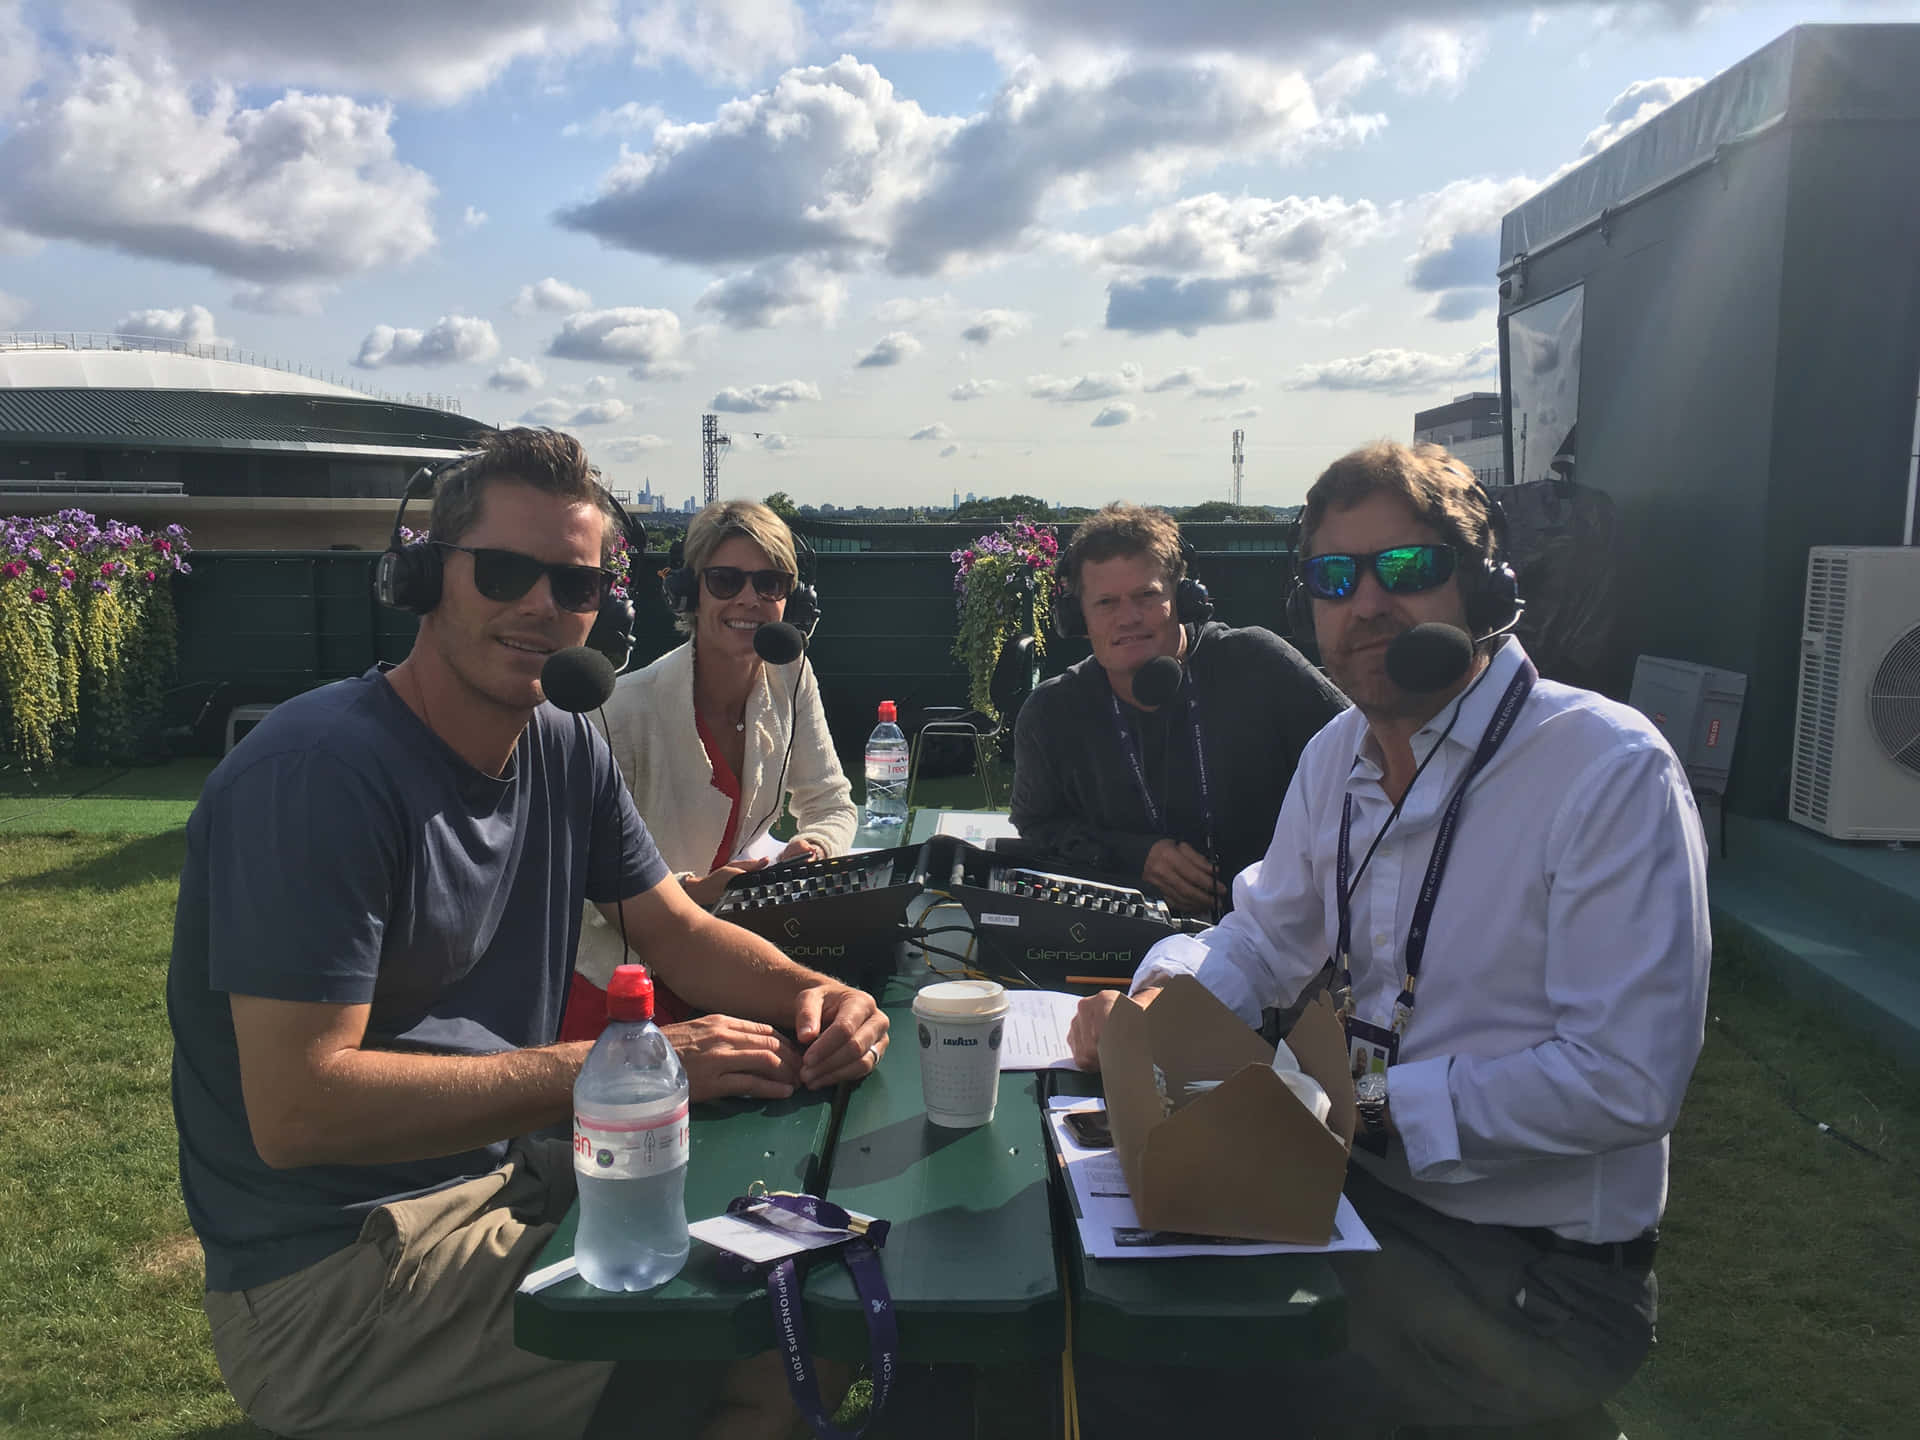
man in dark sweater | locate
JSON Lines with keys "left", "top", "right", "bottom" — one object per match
{"left": 1011, "top": 504, "right": 1346, "bottom": 914}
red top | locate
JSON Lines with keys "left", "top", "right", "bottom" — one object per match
{"left": 693, "top": 709, "right": 744, "bottom": 871}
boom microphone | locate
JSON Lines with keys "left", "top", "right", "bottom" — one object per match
{"left": 1385, "top": 623, "right": 1474, "bottom": 694}
{"left": 540, "top": 645, "right": 617, "bottom": 714}
{"left": 1131, "top": 654, "right": 1184, "bottom": 709}
{"left": 753, "top": 620, "right": 807, "bottom": 665}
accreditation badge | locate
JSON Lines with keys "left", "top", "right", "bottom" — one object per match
{"left": 1344, "top": 1015, "right": 1400, "bottom": 1081}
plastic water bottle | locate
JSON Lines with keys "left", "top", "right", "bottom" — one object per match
{"left": 572, "top": 965, "right": 690, "bottom": 1292}
{"left": 864, "top": 699, "right": 909, "bottom": 828}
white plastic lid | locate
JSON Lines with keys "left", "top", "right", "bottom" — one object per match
{"left": 911, "top": 980, "right": 1009, "bottom": 1018}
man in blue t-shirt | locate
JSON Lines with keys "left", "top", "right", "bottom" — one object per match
{"left": 168, "top": 428, "right": 889, "bottom": 1439}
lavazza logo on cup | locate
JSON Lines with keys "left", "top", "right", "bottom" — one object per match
{"left": 911, "top": 980, "right": 1009, "bottom": 1128}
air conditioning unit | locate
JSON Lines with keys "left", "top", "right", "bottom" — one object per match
{"left": 1789, "top": 547, "right": 1920, "bottom": 839}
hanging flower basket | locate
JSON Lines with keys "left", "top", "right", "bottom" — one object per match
{"left": 950, "top": 517, "right": 1057, "bottom": 721}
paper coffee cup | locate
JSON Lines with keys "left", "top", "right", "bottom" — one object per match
{"left": 912, "top": 980, "right": 1010, "bottom": 1128}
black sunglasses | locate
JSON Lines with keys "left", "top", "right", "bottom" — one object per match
{"left": 434, "top": 543, "right": 611, "bottom": 613}
{"left": 702, "top": 566, "right": 793, "bottom": 603}
{"left": 1301, "top": 544, "right": 1457, "bottom": 601}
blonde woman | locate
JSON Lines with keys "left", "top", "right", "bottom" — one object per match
{"left": 564, "top": 500, "right": 857, "bottom": 1039}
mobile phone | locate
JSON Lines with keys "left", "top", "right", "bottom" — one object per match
{"left": 1063, "top": 1109, "right": 1113, "bottom": 1149}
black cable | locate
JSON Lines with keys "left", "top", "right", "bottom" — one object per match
{"left": 1342, "top": 658, "right": 1494, "bottom": 909}
{"left": 740, "top": 654, "right": 807, "bottom": 853}
{"left": 0, "top": 768, "right": 133, "bottom": 828}
{"left": 596, "top": 702, "right": 633, "bottom": 966}
{"left": 1709, "top": 1013, "right": 1891, "bottom": 1164}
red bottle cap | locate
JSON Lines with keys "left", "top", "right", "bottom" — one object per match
{"left": 878, "top": 700, "right": 897, "bottom": 723}
{"left": 606, "top": 964, "right": 655, "bottom": 1023}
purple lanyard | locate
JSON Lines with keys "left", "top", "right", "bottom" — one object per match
{"left": 1107, "top": 671, "right": 1216, "bottom": 864}
{"left": 1334, "top": 659, "right": 1536, "bottom": 1030}
{"left": 722, "top": 1191, "right": 897, "bottom": 1439}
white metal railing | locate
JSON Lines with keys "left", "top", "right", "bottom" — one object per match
{"left": 0, "top": 478, "right": 188, "bottom": 495}
{"left": 0, "top": 331, "right": 464, "bottom": 414}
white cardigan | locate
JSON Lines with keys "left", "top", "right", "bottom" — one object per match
{"left": 574, "top": 640, "right": 858, "bottom": 988}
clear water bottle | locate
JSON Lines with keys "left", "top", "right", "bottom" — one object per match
{"left": 864, "top": 699, "right": 909, "bottom": 828}
{"left": 572, "top": 965, "right": 690, "bottom": 1292}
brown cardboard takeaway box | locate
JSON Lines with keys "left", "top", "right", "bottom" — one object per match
{"left": 1099, "top": 975, "right": 1357, "bottom": 1245}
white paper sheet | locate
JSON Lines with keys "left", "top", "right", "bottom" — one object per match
{"left": 1045, "top": 1098, "right": 1380, "bottom": 1260}
{"left": 932, "top": 810, "right": 1022, "bottom": 845}
{"left": 998, "top": 989, "right": 1086, "bottom": 1071}
{"left": 687, "top": 1201, "right": 882, "bottom": 1266}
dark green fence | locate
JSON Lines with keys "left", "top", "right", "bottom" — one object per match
{"left": 167, "top": 545, "right": 1304, "bottom": 753}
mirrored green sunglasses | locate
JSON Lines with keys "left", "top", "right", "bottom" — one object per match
{"left": 1301, "top": 544, "right": 1457, "bottom": 601}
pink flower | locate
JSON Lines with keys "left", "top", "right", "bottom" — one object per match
{"left": 144, "top": 570, "right": 157, "bottom": 582}
{"left": 99, "top": 561, "right": 115, "bottom": 575}
{"left": 29, "top": 587, "right": 46, "bottom": 602}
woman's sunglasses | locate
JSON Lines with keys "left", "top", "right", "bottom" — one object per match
{"left": 702, "top": 566, "right": 794, "bottom": 603}
{"left": 433, "top": 543, "right": 611, "bottom": 613}
{"left": 1301, "top": 544, "right": 1457, "bottom": 601}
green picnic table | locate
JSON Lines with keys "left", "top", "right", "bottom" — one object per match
{"left": 516, "top": 824, "right": 1350, "bottom": 1424}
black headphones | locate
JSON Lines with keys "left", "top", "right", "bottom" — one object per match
{"left": 661, "top": 525, "right": 822, "bottom": 638}
{"left": 1283, "top": 476, "right": 1521, "bottom": 646}
{"left": 373, "top": 454, "right": 648, "bottom": 672}
{"left": 1052, "top": 533, "right": 1213, "bottom": 641}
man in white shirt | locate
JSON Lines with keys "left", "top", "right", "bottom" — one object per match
{"left": 1068, "top": 441, "right": 1710, "bottom": 1434}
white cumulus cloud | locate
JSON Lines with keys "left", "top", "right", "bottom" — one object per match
{"left": 628, "top": 0, "right": 810, "bottom": 88}
{"left": 1410, "top": 76, "right": 1701, "bottom": 321}
{"left": 939, "top": 443, "right": 960, "bottom": 458}
{"left": 1066, "top": 192, "right": 1381, "bottom": 335}
{"left": 462, "top": 205, "right": 488, "bottom": 228}
{"left": 68, "top": 0, "right": 619, "bottom": 105}
{"left": 1028, "top": 364, "right": 1141, "bottom": 403}
{"left": 857, "top": 332, "right": 922, "bottom": 368}
{"left": 1091, "top": 402, "right": 1137, "bottom": 428}
{"left": 513, "top": 277, "right": 594, "bottom": 316}
{"left": 0, "top": 54, "right": 436, "bottom": 285}
{"left": 602, "top": 434, "right": 671, "bottom": 460}
{"left": 910, "top": 422, "right": 952, "bottom": 441}
{"left": 711, "top": 379, "right": 820, "bottom": 413}
{"left": 521, "top": 397, "right": 630, "bottom": 426}
{"left": 115, "top": 304, "right": 228, "bottom": 349}
{"left": 546, "top": 306, "right": 686, "bottom": 380}
{"left": 564, "top": 101, "right": 668, "bottom": 139}
{"left": 487, "top": 357, "right": 546, "bottom": 392}
{"left": 559, "top": 53, "right": 1380, "bottom": 285}
{"left": 1582, "top": 75, "right": 1703, "bottom": 155}
{"left": 356, "top": 314, "right": 499, "bottom": 369}
{"left": 961, "top": 309, "right": 1028, "bottom": 345}
{"left": 949, "top": 378, "right": 1000, "bottom": 401}
{"left": 697, "top": 259, "right": 843, "bottom": 329}
{"left": 1285, "top": 342, "right": 1497, "bottom": 394}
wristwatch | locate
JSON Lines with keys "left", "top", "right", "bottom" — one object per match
{"left": 1354, "top": 1070, "right": 1391, "bottom": 1149}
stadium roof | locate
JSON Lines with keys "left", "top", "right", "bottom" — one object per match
{"left": 0, "top": 386, "right": 490, "bottom": 461}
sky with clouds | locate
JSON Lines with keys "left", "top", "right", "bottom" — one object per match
{"left": 1, "top": 0, "right": 1911, "bottom": 508}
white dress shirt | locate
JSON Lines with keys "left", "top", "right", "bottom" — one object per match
{"left": 1135, "top": 639, "right": 1710, "bottom": 1242}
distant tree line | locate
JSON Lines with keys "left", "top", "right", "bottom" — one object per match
{"left": 761, "top": 491, "right": 1296, "bottom": 526}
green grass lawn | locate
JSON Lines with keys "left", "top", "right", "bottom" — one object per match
{"left": 1, "top": 761, "right": 1916, "bottom": 1437}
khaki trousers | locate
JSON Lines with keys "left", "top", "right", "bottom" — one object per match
{"left": 205, "top": 1139, "right": 617, "bottom": 1439}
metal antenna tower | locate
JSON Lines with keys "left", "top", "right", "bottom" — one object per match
{"left": 701, "top": 413, "right": 731, "bottom": 507}
{"left": 1231, "top": 428, "right": 1245, "bottom": 507}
